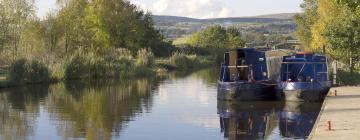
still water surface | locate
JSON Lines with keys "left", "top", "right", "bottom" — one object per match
{"left": 0, "top": 69, "right": 322, "bottom": 140}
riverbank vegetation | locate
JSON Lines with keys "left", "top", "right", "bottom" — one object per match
{"left": 0, "top": 0, "right": 216, "bottom": 87}
{"left": 173, "top": 25, "right": 246, "bottom": 63}
{"left": 338, "top": 70, "right": 360, "bottom": 86}
{"left": 295, "top": 0, "right": 360, "bottom": 77}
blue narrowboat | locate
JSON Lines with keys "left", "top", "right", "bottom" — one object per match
{"left": 218, "top": 48, "right": 284, "bottom": 101}
{"left": 277, "top": 52, "right": 332, "bottom": 102}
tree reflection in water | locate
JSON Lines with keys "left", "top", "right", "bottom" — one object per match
{"left": 0, "top": 78, "right": 159, "bottom": 140}
{"left": 45, "top": 79, "right": 159, "bottom": 140}
{"left": 0, "top": 69, "right": 323, "bottom": 140}
{"left": 0, "top": 85, "right": 50, "bottom": 140}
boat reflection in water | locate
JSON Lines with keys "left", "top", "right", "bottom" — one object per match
{"left": 218, "top": 101, "right": 322, "bottom": 140}
{"left": 217, "top": 101, "right": 283, "bottom": 140}
{"left": 279, "top": 102, "right": 322, "bottom": 139}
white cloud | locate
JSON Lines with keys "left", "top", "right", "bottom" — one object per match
{"left": 130, "top": 0, "right": 233, "bottom": 19}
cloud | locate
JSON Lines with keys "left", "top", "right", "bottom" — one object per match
{"left": 130, "top": 0, "right": 233, "bottom": 19}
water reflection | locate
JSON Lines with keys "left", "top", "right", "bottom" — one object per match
{"left": 218, "top": 100, "right": 322, "bottom": 140}
{"left": 45, "top": 79, "right": 159, "bottom": 140}
{"left": 0, "top": 85, "right": 50, "bottom": 140}
{"left": 0, "top": 69, "right": 322, "bottom": 140}
{"left": 279, "top": 102, "right": 322, "bottom": 139}
{"left": 218, "top": 101, "right": 283, "bottom": 140}
{"left": 0, "top": 78, "right": 160, "bottom": 140}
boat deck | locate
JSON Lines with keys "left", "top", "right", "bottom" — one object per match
{"left": 309, "top": 87, "right": 360, "bottom": 140}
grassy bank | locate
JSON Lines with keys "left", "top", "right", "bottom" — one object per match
{"left": 0, "top": 50, "right": 214, "bottom": 88}
{"left": 156, "top": 52, "right": 214, "bottom": 72}
{"left": 337, "top": 70, "right": 360, "bottom": 86}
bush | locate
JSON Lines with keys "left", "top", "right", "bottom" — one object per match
{"left": 175, "top": 44, "right": 211, "bottom": 56}
{"left": 63, "top": 50, "right": 139, "bottom": 80}
{"left": 28, "top": 61, "right": 50, "bottom": 83}
{"left": 64, "top": 55, "right": 89, "bottom": 80}
{"left": 8, "top": 59, "right": 50, "bottom": 84}
{"left": 338, "top": 70, "right": 360, "bottom": 86}
{"left": 50, "top": 61, "right": 66, "bottom": 80}
{"left": 134, "top": 66, "right": 155, "bottom": 77}
{"left": 169, "top": 52, "right": 192, "bottom": 70}
{"left": 136, "top": 48, "right": 155, "bottom": 67}
{"left": 169, "top": 51, "right": 214, "bottom": 71}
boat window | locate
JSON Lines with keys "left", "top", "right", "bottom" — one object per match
{"left": 236, "top": 50, "right": 248, "bottom": 81}
{"left": 281, "top": 62, "right": 328, "bottom": 82}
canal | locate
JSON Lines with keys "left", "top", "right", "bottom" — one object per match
{"left": 0, "top": 69, "right": 322, "bottom": 140}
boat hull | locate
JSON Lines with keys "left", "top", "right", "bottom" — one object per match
{"left": 218, "top": 81, "right": 277, "bottom": 101}
{"left": 278, "top": 82, "right": 331, "bottom": 102}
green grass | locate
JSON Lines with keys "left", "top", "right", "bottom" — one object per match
{"left": 337, "top": 70, "right": 360, "bottom": 86}
{"left": 173, "top": 36, "right": 191, "bottom": 45}
{"left": 159, "top": 52, "right": 214, "bottom": 71}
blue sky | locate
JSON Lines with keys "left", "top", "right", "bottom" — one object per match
{"left": 36, "top": 0, "right": 303, "bottom": 19}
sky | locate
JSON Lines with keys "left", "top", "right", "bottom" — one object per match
{"left": 36, "top": 0, "right": 303, "bottom": 19}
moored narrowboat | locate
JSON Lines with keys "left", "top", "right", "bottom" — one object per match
{"left": 277, "top": 52, "right": 332, "bottom": 102}
{"left": 218, "top": 48, "right": 285, "bottom": 101}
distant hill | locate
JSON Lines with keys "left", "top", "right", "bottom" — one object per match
{"left": 252, "top": 13, "right": 297, "bottom": 19}
{"left": 152, "top": 15, "right": 200, "bottom": 23}
{"left": 152, "top": 13, "right": 297, "bottom": 23}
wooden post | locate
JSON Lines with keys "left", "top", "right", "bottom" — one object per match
{"left": 333, "top": 61, "right": 337, "bottom": 86}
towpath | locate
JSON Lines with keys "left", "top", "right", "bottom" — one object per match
{"left": 310, "top": 87, "right": 360, "bottom": 140}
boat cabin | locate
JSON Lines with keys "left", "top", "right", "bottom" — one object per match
{"left": 280, "top": 52, "right": 329, "bottom": 83}
{"left": 219, "top": 48, "right": 268, "bottom": 82}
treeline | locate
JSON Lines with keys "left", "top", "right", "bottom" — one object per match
{"left": 0, "top": 0, "right": 171, "bottom": 61}
{"left": 187, "top": 25, "right": 245, "bottom": 48}
{"left": 0, "top": 0, "right": 183, "bottom": 84}
{"left": 174, "top": 25, "right": 246, "bottom": 62}
{"left": 295, "top": 0, "right": 360, "bottom": 73}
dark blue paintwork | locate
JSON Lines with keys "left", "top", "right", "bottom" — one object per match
{"left": 278, "top": 53, "right": 332, "bottom": 102}
{"left": 218, "top": 48, "right": 278, "bottom": 101}
{"left": 219, "top": 48, "right": 268, "bottom": 82}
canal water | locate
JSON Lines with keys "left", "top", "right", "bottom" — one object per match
{"left": 0, "top": 69, "right": 322, "bottom": 140}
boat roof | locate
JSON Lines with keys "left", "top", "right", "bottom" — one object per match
{"left": 296, "top": 52, "right": 314, "bottom": 55}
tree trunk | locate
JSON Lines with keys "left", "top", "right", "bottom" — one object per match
{"left": 350, "top": 57, "right": 355, "bottom": 74}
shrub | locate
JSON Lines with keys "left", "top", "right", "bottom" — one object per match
{"left": 104, "top": 48, "right": 133, "bottom": 62}
{"left": 169, "top": 51, "right": 214, "bottom": 71}
{"left": 8, "top": 59, "right": 50, "bottom": 84}
{"left": 169, "top": 52, "right": 193, "bottom": 70}
{"left": 136, "top": 48, "right": 155, "bottom": 67}
{"left": 63, "top": 50, "right": 138, "bottom": 79}
{"left": 89, "top": 56, "right": 107, "bottom": 78}
{"left": 8, "top": 59, "right": 27, "bottom": 83}
{"left": 49, "top": 61, "right": 66, "bottom": 80}
{"left": 338, "top": 70, "right": 360, "bottom": 86}
{"left": 28, "top": 61, "right": 50, "bottom": 83}
{"left": 134, "top": 66, "right": 155, "bottom": 77}
{"left": 64, "top": 55, "right": 89, "bottom": 80}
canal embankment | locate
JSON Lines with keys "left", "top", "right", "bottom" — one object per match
{"left": 0, "top": 53, "right": 214, "bottom": 89}
{"left": 309, "top": 86, "right": 360, "bottom": 139}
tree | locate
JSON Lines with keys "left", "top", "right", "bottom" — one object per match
{"left": 200, "top": 25, "right": 227, "bottom": 48}
{"left": 186, "top": 25, "right": 246, "bottom": 49}
{"left": 324, "top": 5, "right": 360, "bottom": 73}
{"left": 0, "top": 0, "right": 36, "bottom": 60}
{"left": 53, "top": 0, "right": 164, "bottom": 56}
{"left": 334, "top": 0, "right": 360, "bottom": 11}
{"left": 227, "top": 26, "right": 246, "bottom": 48}
{"left": 294, "top": 0, "right": 318, "bottom": 49}
{"left": 296, "top": 0, "right": 360, "bottom": 73}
